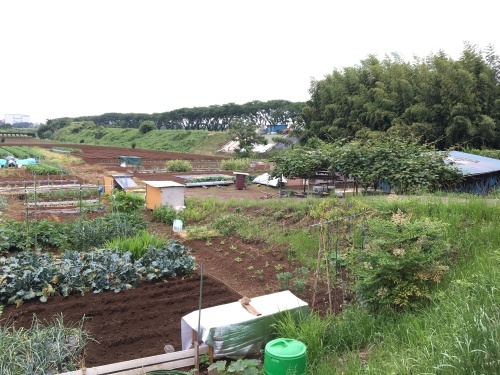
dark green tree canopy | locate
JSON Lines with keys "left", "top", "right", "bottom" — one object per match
{"left": 39, "top": 100, "right": 305, "bottom": 138}
{"left": 271, "top": 135, "right": 463, "bottom": 194}
{"left": 298, "top": 45, "right": 500, "bottom": 150}
{"left": 138, "top": 120, "right": 156, "bottom": 134}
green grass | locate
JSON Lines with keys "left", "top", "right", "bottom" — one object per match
{"left": 51, "top": 124, "right": 232, "bottom": 155}
{"left": 180, "top": 195, "right": 499, "bottom": 374}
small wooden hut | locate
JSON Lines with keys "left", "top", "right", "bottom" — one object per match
{"left": 144, "top": 181, "right": 185, "bottom": 210}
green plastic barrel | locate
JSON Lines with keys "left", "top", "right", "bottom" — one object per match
{"left": 264, "top": 338, "right": 307, "bottom": 375}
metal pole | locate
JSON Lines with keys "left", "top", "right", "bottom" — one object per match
{"left": 80, "top": 181, "right": 83, "bottom": 217}
{"left": 195, "top": 262, "right": 204, "bottom": 371}
{"left": 197, "top": 262, "right": 204, "bottom": 343}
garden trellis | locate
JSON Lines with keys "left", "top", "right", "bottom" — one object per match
{"left": 310, "top": 211, "right": 366, "bottom": 314}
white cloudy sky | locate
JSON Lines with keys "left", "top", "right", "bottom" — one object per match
{"left": 1, "top": 0, "right": 498, "bottom": 124}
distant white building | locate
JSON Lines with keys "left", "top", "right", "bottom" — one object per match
{"left": 5, "top": 114, "right": 30, "bottom": 125}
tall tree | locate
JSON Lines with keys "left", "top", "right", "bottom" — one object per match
{"left": 228, "top": 119, "right": 267, "bottom": 158}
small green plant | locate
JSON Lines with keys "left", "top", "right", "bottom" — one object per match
{"left": 255, "top": 269, "right": 264, "bottom": 281}
{"left": 213, "top": 215, "right": 245, "bottom": 236}
{"left": 165, "top": 159, "right": 193, "bottom": 172}
{"left": 247, "top": 265, "right": 254, "bottom": 270}
{"left": 220, "top": 240, "right": 225, "bottom": 245}
{"left": 208, "top": 358, "right": 262, "bottom": 374}
{"left": 274, "top": 264, "right": 283, "bottom": 271}
{"left": 234, "top": 257, "right": 243, "bottom": 263}
{"left": 294, "top": 266, "right": 309, "bottom": 280}
{"left": 293, "top": 278, "right": 306, "bottom": 293}
{"left": 205, "top": 240, "right": 212, "bottom": 247}
{"left": 215, "top": 247, "right": 223, "bottom": 252}
{"left": 276, "top": 271, "right": 292, "bottom": 290}
{"left": 230, "top": 245, "right": 238, "bottom": 251}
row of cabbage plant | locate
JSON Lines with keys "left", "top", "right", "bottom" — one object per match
{"left": 0, "top": 240, "right": 194, "bottom": 307}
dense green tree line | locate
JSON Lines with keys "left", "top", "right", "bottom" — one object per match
{"left": 37, "top": 100, "right": 304, "bottom": 139}
{"left": 298, "top": 44, "right": 500, "bottom": 149}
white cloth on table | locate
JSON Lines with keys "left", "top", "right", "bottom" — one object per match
{"left": 180, "top": 290, "right": 308, "bottom": 359}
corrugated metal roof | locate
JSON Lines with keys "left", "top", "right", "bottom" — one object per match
{"left": 447, "top": 151, "right": 500, "bottom": 176}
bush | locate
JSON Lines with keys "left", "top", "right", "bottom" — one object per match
{"left": 348, "top": 209, "right": 450, "bottom": 310}
{"left": 109, "top": 189, "right": 145, "bottom": 213}
{"left": 165, "top": 159, "right": 193, "bottom": 172}
{"left": 151, "top": 205, "right": 178, "bottom": 225}
{"left": 220, "top": 158, "right": 251, "bottom": 171}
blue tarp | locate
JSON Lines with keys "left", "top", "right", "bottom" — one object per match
{"left": 16, "top": 158, "right": 38, "bottom": 166}
{"left": 0, "top": 158, "right": 38, "bottom": 166}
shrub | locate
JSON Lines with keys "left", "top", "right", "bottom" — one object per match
{"left": 109, "top": 189, "right": 145, "bottom": 213}
{"left": 151, "top": 205, "right": 179, "bottom": 225}
{"left": 138, "top": 120, "right": 156, "bottom": 134}
{"left": 165, "top": 159, "right": 193, "bottom": 172}
{"left": 348, "top": 209, "right": 450, "bottom": 310}
{"left": 220, "top": 158, "right": 251, "bottom": 171}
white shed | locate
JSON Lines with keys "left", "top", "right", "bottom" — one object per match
{"left": 144, "top": 181, "right": 185, "bottom": 210}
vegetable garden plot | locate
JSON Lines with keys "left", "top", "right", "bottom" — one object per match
{"left": 2, "top": 274, "right": 242, "bottom": 368}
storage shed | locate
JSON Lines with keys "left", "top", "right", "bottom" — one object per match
{"left": 447, "top": 151, "right": 500, "bottom": 194}
{"left": 144, "top": 181, "right": 185, "bottom": 210}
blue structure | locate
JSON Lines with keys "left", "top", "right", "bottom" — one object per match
{"left": 447, "top": 151, "right": 500, "bottom": 194}
{"left": 0, "top": 157, "right": 38, "bottom": 167}
{"left": 266, "top": 124, "right": 287, "bottom": 133}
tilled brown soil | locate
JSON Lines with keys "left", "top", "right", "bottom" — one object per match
{"left": 1, "top": 275, "right": 241, "bottom": 367}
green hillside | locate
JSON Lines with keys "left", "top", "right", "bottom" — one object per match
{"left": 50, "top": 122, "right": 232, "bottom": 155}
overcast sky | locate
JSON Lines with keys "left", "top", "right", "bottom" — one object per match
{"left": 1, "top": 0, "right": 498, "bottom": 124}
